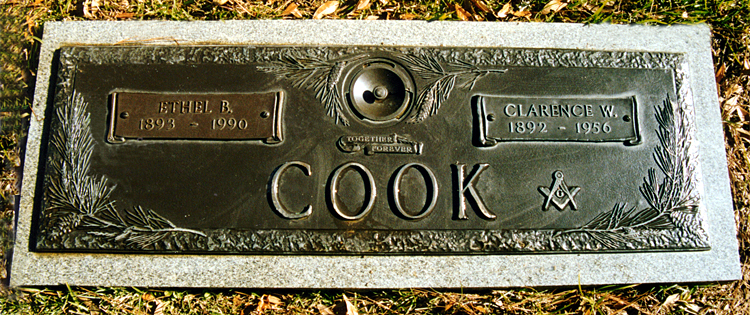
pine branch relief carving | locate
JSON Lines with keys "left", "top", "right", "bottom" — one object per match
{"left": 256, "top": 48, "right": 507, "bottom": 125}
{"left": 41, "top": 92, "right": 206, "bottom": 249}
{"left": 257, "top": 50, "right": 369, "bottom": 126}
{"left": 399, "top": 50, "right": 507, "bottom": 123}
{"left": 555, "top": 96, "right": 707, "bottom": 250}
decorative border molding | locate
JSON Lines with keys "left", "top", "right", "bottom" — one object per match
{"left": 36, "top": 45, "right": 708, "bottom": 253}
{"left": 249, "top": 46, "right": 682, "bottom": 69}
{"left": 63, "top": 46, "right": 256, "bottom": 65}
{"left": 43, "top": 227, "right": 707, "bottom": 253}
{"left": 60, "top": 45, "right": 684, "bottom": 69}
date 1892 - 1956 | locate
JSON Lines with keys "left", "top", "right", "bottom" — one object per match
{"left": 475, "top": 95, "right": 639, "bottom": 144}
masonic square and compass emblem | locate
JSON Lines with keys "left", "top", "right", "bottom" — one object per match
{"left": 539, "top": 171, "right": 581, "bottom": 211}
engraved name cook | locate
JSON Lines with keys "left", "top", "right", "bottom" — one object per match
{"left": 35, "top": 45, "right": 709, "bottom": 254}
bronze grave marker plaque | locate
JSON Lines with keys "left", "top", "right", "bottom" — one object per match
{"left": 10, "top": 21, "right": 740, "bottom": 288}
{"left": 32, "top": 45, "right": 709, "bottom": 254}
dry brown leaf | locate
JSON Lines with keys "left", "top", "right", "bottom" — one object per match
{"left": 317, "top": 303, "right": 335, "bottom": 315}
{"left": 267, "top": 295, "right": 282, "bottom": 305}
{"left": 540, "top": 0, "right": 567, "bottom": 14}
{"left": 142, "top": 293, "right": 155, "bottom": 302}
{"left": 213, "top": 0, "right": 228, "bottom": 5}
{"left": 256, "top": 297, "right": 268, "bottom": 312}
{"left": 183, "top": 294, "right": 195, "bottom": 303}
{"left": 82, "top": 6, "right": 92, "bottom": 18}
{"left": 82, "top": 0, "right": 101, "bottom": 18}
{"left": 454, "top": 4, "right": 472, "bottom": 21}
{"left": 735, "top": 127, "right": 750, "bottom": 139}
{"left": 235, "top": 1, "right": 251, "bottom": 14}
{"left": 153, "top": 300, "right": 165, "bottom": 315}
{"left": 354, "top": 0, "right": 370, "bottom": 11}
{"left": 716, "top": 63, "right": 726, "bottom": 83}
{"left": 399, "top": 13, "right": 416, "bottom": 20}
{"left": 726, "top": 95, "right": 740, "bottom": 107}
{"left": 468, "top": 0, "right": 490, "bottom": 13}
{"left": 365, "top": 15, "right": 379, "bottom": 20}
{"left": 512, "top": 10, "right": 531, "bottom": 18}
{"left": 115, "top": 12, "right": 134, "bottom": 19}
{"left": 313, "top": 0, "right": 338, "bottom": 19}
{"left": 282, "top": 2, "right": 302, "bottom": 17}
{"left": 721, "top": 82, "right": 745, "bottom": 121}
{"left": 343, "top": 294, "right": 359, "bottom": 315}
{"left": 685, "top": 303, "right": 703, "bottom": 313}
{"left": 256, "top": 294, "right": 283, "bottom": 313}
{"left": 660, "top": 294, "right": 680, "bottom": 313}
{"left": 497, "top": 2, "right": 512, "bottom": 17}
{"left": 582, "top": 3, "right": 597, "bottom": 11}
{"left": 603, "top": 293, "right": 631, "bottom": 307}
{"left": 232, "top": 295, "right": 243, "bottom": 308}
{"left": 727, "top": 83, "right": 744, "bottom": 97}
{"left": 281, "top": 2, "right": 297, "bottom": 14}
{"left": 80, "top": 297, "right": 100, "bottom": 314}
{"left": 378, "top": 0, "right": 388, "bottom": 4}
{"left": 90, "top": 0, "right": 100, "bottom": 14}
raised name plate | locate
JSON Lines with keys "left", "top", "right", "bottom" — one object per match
{"left": 475, "top": 95, "right": 640, "bottom": 144}
{"left": 109, "top": 92, "right": 283, "bottom": 143}
{"left": 11, "top": 21, "right": 740, "bottom": 288}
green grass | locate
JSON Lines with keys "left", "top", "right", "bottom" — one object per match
{"left": 1, "top": 0, "right": 749, "bottom": 313}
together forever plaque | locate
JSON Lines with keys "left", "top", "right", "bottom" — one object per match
{"left": 11, "top": 21, "right": 740, "bottom": 288}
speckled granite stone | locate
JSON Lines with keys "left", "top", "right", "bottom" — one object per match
{"left": 10, "top": 21, "right": 740, "bottom": 288}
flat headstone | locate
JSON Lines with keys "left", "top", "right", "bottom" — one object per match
{"left": 10, "top": 21, "right": 741, "bottom": 288}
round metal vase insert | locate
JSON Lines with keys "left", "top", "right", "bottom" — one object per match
{"left": 345, "top": 58, "right": 414, "bottom": 125}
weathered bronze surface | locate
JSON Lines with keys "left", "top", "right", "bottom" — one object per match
{"left": 32, "top": 45, "right": 708, "bottom": 254}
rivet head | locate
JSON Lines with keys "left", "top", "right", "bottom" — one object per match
{"left": 373, "top": 86, "right": 389, "bottom": 100}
